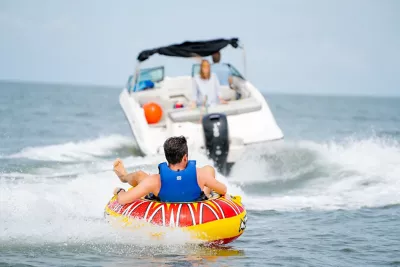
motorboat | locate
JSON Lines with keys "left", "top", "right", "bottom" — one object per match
{"left": 119, "top": 38, "right": 283, "bottom": 174}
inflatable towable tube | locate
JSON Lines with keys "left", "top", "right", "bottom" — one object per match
{"left": 104, "top": 190, "right": 247, "bottom": 245}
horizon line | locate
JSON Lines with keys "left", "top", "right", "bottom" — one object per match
{"left": 1, "top": 78, "right": 399, "bottom": 99}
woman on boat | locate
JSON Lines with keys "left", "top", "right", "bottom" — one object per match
{"left": 191, "top": 59, "right": 228, "bottom": 108}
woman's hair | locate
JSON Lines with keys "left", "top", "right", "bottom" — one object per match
{"left": 199, "top": 59, "right": 211, "bottom": 80}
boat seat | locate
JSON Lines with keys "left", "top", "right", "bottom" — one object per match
{"left": 219, "top": 76, "right": 251, "bottom": 101}
{"left": 132, "top": 88, "right": 165, "bottom": 104}
{"left": 167, "top": 97, "right": 262, "bottom": 123}
{"left": 219, "top": 86, "right": 237, "bottom": 101}
{"left": 129, "top": 90, "right": 170, "bottom": 128}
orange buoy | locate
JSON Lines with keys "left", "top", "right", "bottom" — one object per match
{"left": 143, "top": 102, "right": 163, "bottom": 124}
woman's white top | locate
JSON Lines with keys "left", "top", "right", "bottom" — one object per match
{"left": 192, "top": 73, "right": 221, "bottom": 107}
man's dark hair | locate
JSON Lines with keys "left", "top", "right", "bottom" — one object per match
{"left": 212, "top": 51, "right": 221, "bottom": 63}
{"left": 163, "top": 136, "right": 188, "bottom": 164}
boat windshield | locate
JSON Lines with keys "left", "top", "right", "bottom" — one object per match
{"left": 191, "top": 63, "right": 245, "bottom": 80}
{"left": 138, "top": 66, "right": 164, "bottom": 83}
{"left": 125, "top": 66, "right": 164, "bottom": 92}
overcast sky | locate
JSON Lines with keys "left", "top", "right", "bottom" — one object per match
{"left": 0, "top": 0, "right": 399, "bottom": 95}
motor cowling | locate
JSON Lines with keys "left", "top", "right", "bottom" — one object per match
{"left": 202, "top": 113, "right": 230, "bottom": 175}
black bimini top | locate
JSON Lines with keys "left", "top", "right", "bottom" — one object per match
{"left": 137, "top": 38, "right": 240, "bottom": 62}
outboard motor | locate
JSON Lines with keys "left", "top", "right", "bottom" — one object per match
{"left": 202, "top": 113, "right": 230, "bottom": 175}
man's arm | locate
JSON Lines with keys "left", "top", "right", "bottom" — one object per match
{"left": 115, "top": 175, "right": 158, "bottom": 205}
{"left": 204, "top": 176, "right": 227, "bottom": 195}
{"left": 198, "top": 167, "right": 227, "bottom": 195}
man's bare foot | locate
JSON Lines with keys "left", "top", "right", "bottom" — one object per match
{"left": 113, "top": 158, "right": 128, "bottom": 182}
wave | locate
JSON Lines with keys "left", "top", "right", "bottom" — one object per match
{"left": 4, "top": 134, "right": 136, "bottom": 162}
{"left": 0, "top": 155, "right": 201, "bottom": 245}
{"left": 1, "top": 136, "right": 399, "bottom": 244}
{"left": 230, "top": 137, "right": 400, "bottom": 211}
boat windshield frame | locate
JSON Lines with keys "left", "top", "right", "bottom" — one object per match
{"left": 191, "top": 63, "right": 245, "bottom": 80}
{"left": 127, "top": 38, "right": 246, "bottom": 94}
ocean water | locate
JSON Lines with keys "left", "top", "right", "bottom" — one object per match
{"left": 0, "top": 81, "right": 399, "bottom": 267}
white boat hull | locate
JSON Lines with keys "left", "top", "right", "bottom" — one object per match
{"left": 119, "top": 76, "right": 283, "bottom": 164}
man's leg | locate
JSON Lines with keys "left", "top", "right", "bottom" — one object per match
{"left": 119, "top": 170, "right": 149, "bottom": 187}
{"left": 113, "top": 158, "right": 149, "bottom": 187}
{"left": 201, "top": 165, "right": 216, "bottom": 197}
